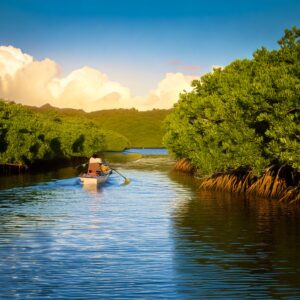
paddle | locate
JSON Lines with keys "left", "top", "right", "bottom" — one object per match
{"left": 111, "top": 167, "right": 130, "bottom": 184}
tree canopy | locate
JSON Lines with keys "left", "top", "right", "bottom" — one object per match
{"left": 164, "top": 27, "right": 300, "bottom": 176}
{"left": 0, "top": 101, "right": 129, "bottom": 164}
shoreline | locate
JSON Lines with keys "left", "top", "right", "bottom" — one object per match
{"left": 0, "top": 156, "right": 87, "bottom": 176}
{"left": 173, "top": 159, "right": 300, "bottom": 205}
{"left": 0, "top": 150, "right": 169, "bottom": 176}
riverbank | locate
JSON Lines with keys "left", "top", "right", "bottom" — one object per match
{"left": 0, "top": 148, "right": 169, "bottom": 176}
{"left": 0, "top": 163, "right": 28, "bottom": 175}
{"left": 173, "top": 159, "right": 300, "bottom": 204}
{"left": 0, "top": 156, "right": 87, "bottom": 176}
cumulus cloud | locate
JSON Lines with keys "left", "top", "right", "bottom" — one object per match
{"left": 48, "top": 66, "right": 132, "bottom": 110}
{"left": 0, "top": 46, "right": 33, "bottom": 77}
{"left": 139, "top": 73, "right": 196, "bottom": 110}
{"left": 0, "top": 46, "right": 197, "bottom": 111}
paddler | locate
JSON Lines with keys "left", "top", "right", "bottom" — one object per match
{"left": 88, "top": 154, "right": 110, "bottom": 175}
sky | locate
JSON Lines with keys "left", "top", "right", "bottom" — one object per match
{"left": 0, "top": 0, "right": 299, "bottom": 111}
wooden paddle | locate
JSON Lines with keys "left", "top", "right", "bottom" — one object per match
{"left": 111, "top": 167, "right": 130, "bottom": 184}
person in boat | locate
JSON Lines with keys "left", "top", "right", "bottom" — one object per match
{"left": 88, "top": 154, "right": 110, "bottom": 176}
{"left": 89, "top": 153, "right": 102, "bottom": 165}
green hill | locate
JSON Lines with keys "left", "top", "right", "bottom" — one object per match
{"left": 30, "top": 104, "right": 171, "bottom": 148}
{"left": 88, "top": 108, "right": 170, "bottom": 147}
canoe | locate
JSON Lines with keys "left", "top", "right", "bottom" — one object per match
{"left": 79, "top": 170, "right": 112, "bottom": 185}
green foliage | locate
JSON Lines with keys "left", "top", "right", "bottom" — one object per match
{"left": 0, "top": 101, "right": 129, "bottom": 164}
{"left": 101, "top": 130, "right": 130, "bottom": 151}
{"left": 88, "top": 108, "right": 170, "bottom": 148}
{"left": 32, "top": 105, "right": 170, "bottom": 148}
{"left": 164, "top": 27, "right": 300, "bottom": 176}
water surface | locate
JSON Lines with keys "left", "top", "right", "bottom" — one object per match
{"left": 123, "top": 148, "right": 168, "bottom": 155}
{"left": 0, "top": 157, "right": 299, "bottom": 299}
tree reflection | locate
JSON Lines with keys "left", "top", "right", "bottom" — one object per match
{"left": 171, "top": 185, "right": 300, "bottom": 298}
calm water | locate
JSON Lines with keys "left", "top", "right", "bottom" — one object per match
{"left": 123, "top": 148, "right": 168, "bottom": 155}
{"left": 0, "top": 157, "right": 300, "bottom": 299}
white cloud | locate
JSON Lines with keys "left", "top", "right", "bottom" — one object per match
{"left": 138, "top": 73, "right": 196, "bottom": 110}
{"left": 0, "top": 46, "right": 197, "bottom": 111}
{"left": 1, "top": 59, "right": 59, "bottom": 106}
{"left": 48, "top": 66, "right": 132, "bottom": 110}
{"left": 0, "top": 46, "right": 33, "bottom": 77}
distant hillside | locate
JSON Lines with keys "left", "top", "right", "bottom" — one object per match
{"left": 29, "top": 104, "right": 171, "bottom": 147}
{"left": 28, "top": 103, "right": 86, "bottom": 117}
{"left": 88, "top": 109, "right": 171, "bottom": 147}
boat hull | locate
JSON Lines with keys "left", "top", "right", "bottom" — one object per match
{"left": 79, "top": 173, "right": 110, "bottom": 185}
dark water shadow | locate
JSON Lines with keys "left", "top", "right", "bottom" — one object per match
{"left": 170, "top": 183, "right": 300, "bottom": 298}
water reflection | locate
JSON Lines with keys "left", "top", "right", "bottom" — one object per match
{"left": 0, "top": 159, "right": 299, "bottom": 298}
{"left": 0, "top": 169, "right": 178, "bottom": 298}
{"left": 0, "top": 167, "right": 78, "bottom": 190}
{"left": 82, "top": 183, "right": 104, "bottom": 194}
{"left": 171, "top": 189, "right": 300, "bottom": 298}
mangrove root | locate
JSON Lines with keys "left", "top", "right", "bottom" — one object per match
{"left": 174, "top": 159, "right": 195, "bottom": 174}
{"left": 200, "top": 167, "right": 256, "bottom": 194}
{"left": 199, "top": 165, "right": 300, "bottom": 204}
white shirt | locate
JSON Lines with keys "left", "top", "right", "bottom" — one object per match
{"left": 89, "top": 157, "right": 102, "bottom": 163}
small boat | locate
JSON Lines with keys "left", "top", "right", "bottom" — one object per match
{"left": 80, "top": 170, "right": 112, "bottom": 185}
{"left": 79, "top": 158, "right": 112, "bottom": 185}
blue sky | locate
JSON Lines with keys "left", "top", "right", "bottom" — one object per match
{"left": 0, "top": 0, "right": 299, "bottom": 96}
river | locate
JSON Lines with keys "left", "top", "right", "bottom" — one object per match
{"left": 0, "top": 155, "right": 300, "bottom": 299}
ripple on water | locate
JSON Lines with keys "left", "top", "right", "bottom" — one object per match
{"left": 0, "top": 167, "right": 300, "bottom": 299}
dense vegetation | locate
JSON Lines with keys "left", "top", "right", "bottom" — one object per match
{"left": 88, "top": 109, "right": 170, "bottom": 148}
{"left": 0, "top": 101, "right": 129, "bottom": 164}
{"left": 31, "top": 105, "right": 170, "bottom": 148}
{"left": 0, "top": 100, "right": 169, "bottom": 165}
{"left": 164, "top": 27, "right": 300, "bottom": 177}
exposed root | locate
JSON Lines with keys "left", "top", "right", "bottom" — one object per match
{"left": 173, "top": 159, "right": 195, "bottom": 174}
{"left": 199, "top": 164, "right": 300, "bottom": 204}
{"left": 279, "top": 185, "right": 300, "bottom": 204}
{"left": 200, "top": 168, "right": 255, "bottom": 193}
